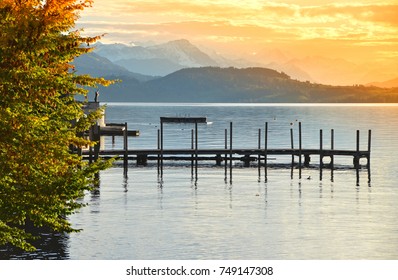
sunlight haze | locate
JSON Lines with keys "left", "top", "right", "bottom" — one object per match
{"left": 77, "top": 0, "right": 398, "bottom": 85}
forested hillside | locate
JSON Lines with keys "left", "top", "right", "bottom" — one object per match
{"left": 91, "top": 66, "right": 398, "bottom": 103}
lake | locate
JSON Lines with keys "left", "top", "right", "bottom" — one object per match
{"left": 2, "top": 103, "right": 398, "bottom": 259}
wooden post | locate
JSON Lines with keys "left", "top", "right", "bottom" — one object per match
{"left": 304, "top": 154, "right": 311, "bottom": 166}
{"left": 157, "top": 129, "right": 160, "bottom": 175}
{"left": 160, "top": 120, "right": 163, "bottom": 151}
{"left": 290, "top": 162, "right": 294, "bottom": 180}
{"left": 215, "top": 154, "right": 222, "bottom": 166}
{"left": 298, "top": 122, "right": 302, "bottom": 179}
{"left": 367, "top": 130, "right": 371, "bottom": 168}
{"left": 224, "top": 128, "right": 228, "bottom": 181}
{"left": 331, "top": 128, "right": 335, "bottom": 182}
{"left": 191, "top": 129, "right": 194, "bottom": 178}
{"left": 264, "top": 122, "right": 268, "bottom": 182}
{"left": 195, "top": 122, "right": 198, "bottom": 180}
{"left": 290, "top": 128, "right": 294, "bottom": 163}
{"left": 366, "top": 132, "right": 372, "bottom": 183}
{"left": 331, "top": 129, "right": 334, "bottom": 167}
{"left": 319, "top": 129, "right": 323, "bottom": 181}
{"left": 229, "top": 122, "right": 233, "bottom": 184}
{"left": 354, "top": 130, "right": 360, "bottom": 168}
{"left": 367, "top": 130, "right": 371, "bottom": 152}
{"left": 137, "top": 155, "right": 148, "bottom": 166}
{"left": 320, "top": 129, "right": 323, "bottom": 165}
{"left": 243, "top": 155, "right": 250, "bottom": 167}
{"left": 123, "top": 122, "right": 128, "bottom": 174}
{"left": 93, "top": 124, "right": 100, "bottom": 162}
{"left": 160, "top": 120, "right": 164, "bottom": 176}
{"left": 258, "top": 128, "right": 261, "bottom": 180}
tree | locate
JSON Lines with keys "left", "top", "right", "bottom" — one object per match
{"left": 0, "top": 0, "right": 113, "bottom": 251}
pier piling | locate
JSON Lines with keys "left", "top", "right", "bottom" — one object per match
{"left": 264, "top": 122, "right": 268, "bottom": 182}
{"left": 258, "top": 128, "right": 261, "bottom": 179}
{"left": 367, "top": 130, "right": 372, "bottom": 168}
{"left": 191, "top": 129, "right": 194, "bottom": 177}
{"left": 354, "top": 130, "right": 360, "bottom": 168}
{"left": 331, "top": 129, "right": 334, "bottom": 167}
{"left": 157, "top": 129, "right": 160, "bottom": 175}
{"left": 298, "top": 122, "right": 302, "bottom": 179}
{"left": 123, "top": 122, "right": 128, "bottom": 174}
{"left": 290, "top": 128, "right": 294, "bottom": 163}
{"left": 229, "top": 122, "right": 233, "bottom": 184}
{"left": 224, "top": 128, "right": 228, "bottom": 181}
{"left": 320, "top": 129, "right": 323, "bottom": 180}
{"left": 195, "top": 122, "right": 198, "bottom": 181}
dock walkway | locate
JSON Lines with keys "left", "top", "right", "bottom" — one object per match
{"left": 84, "top": 147, "right": 370, "bottom": 166}
{"left": 82, "top": 120, "right": 371, "bottom": 169}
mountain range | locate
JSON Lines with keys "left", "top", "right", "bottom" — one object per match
{"left": 93, "top": 39, "right": 218, "bottom": 77}
{"left": 90, "top": 39, "right": 398, "bottom": 86}
{"left": 72, "top": 39, "right": 398, "bottom": 103}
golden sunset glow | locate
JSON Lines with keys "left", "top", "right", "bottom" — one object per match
{"left": 77, "top": 0, "right": 398, "bottom": 84}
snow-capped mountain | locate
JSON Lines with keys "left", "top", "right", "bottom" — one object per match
{"left": 147, "top": 39, "right": 218, "bottom": 67}
{"left": 93, "top": 43, "right": 156, "bottom": 62}
{"left": 92, "top": 39, "right": 219, "bottom": 76}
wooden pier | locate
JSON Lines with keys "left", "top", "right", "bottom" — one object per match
{"left": 81, "top": 116, "right": 372, "bottom": 183}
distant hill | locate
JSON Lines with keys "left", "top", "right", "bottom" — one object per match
{"left": 113, "top": 57, "right": 184, "bottom": 77}
{"left": 142, "top": 67, "right": 294, "bottom": 102}
{"left": 367, "top": 77, "right": 398, "bottom": 88}
{"left": 73, "top": 52, "right": 156, "bottom": 82}
{"left": 93, "top": 67, "right": 398, "bottom": 103}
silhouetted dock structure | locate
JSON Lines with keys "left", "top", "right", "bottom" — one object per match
{"left": 79, "top": 102, "right": 139, "bottom": 167}
{"left": 160, "top": 116, "right": 207, "bottom": 124}
{"left": 80, "top": 108, "right": 371, "bottom": 183}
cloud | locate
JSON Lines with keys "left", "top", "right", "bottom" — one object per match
{"left": 296, "top": 3, "right": 398, "bottom": 27}
{"left": 77, "top": 19, "right": 298, "bottom": 44}
{"left": 80, "top": 1, "right": 398, "bottom": 40}
{"left": 77, "top": 1, "right": 398, "bottom": 65}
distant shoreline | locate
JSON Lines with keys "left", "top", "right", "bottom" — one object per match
{"left": 99, "top": 102, "right": 398, "bottom": 106}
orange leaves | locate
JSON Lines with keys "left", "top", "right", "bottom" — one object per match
{"left": 39, "top": 0, "right": 94, "bottom": 31}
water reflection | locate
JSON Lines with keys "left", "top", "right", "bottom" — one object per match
{"left": 0, "top": 228, "right": 69, "bottom": 260}
{"left": 0, "top": 164, "right": 372, "bottom": 259}
{"left": 155, "top": 158, "right": 371, "bottom": 187}
{"left": 73, "top": 104, "right": 396, "bottom": 259}
{"left": 3, "top": 104, "right": 398, "bottom": 259}
{"left": 123, "top": 174, "right": 129, "bottom": 192}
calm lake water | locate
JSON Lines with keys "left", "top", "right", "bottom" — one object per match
{"left": 2, "top": 103, "right": 398, "bottom": 259}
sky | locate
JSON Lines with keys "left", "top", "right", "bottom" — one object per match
{"left": 77, "top": 0, "right": 398, "bottom": 78}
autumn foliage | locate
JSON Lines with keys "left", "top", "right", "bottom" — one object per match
{"left": 0, "top": 0, "right": 113, "bottom": 251}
